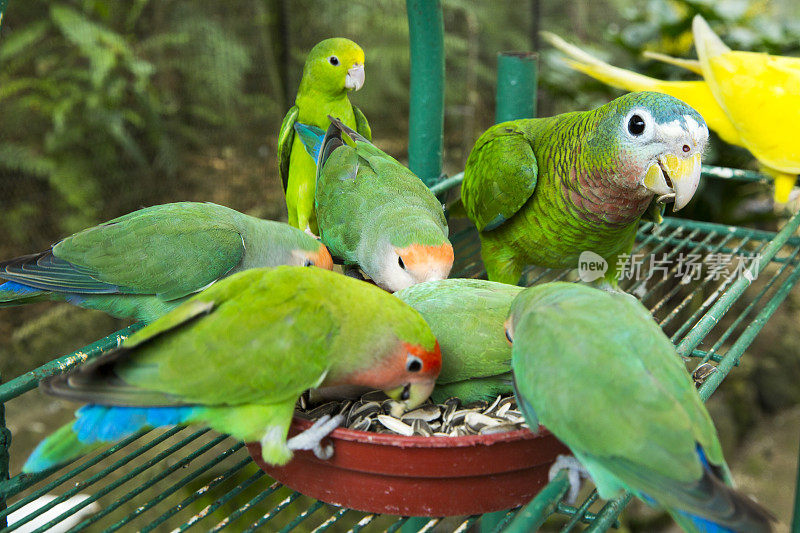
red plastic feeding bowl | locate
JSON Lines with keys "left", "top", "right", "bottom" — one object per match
{"left": 246, "top": 416, "right": 569, "bottom": 516}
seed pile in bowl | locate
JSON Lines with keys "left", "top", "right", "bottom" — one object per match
{"left": 295, "top": 392, "right": 529, "bottom": 437}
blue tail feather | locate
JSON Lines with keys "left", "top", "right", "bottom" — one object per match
{"left": 23, "top": 405, "right": 198, "bottom": 473}
{"left": 73, "top": 405, "right": 197, "bottom": 443}
{"left": 678, "top": 510, "right": 733, "bottom": 533}
{"left": 0, "top": 280, "right": 41, "bottom": 295}
{"left": 293, "top": 122, "right": 325, "bottom": 163}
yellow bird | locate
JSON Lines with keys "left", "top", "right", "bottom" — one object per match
{"left": 693, "top": 15, "right": 800, "bottom": 203}
{"left": 541, "top": 32, "right": 741, "bottom": 146}
{"left": 543, "top": 18, "right": 800, "bottom": 203}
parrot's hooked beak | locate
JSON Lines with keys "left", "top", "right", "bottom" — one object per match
{"left": 384, "top": 381, "right": 436, "bottom": 416}
{"left": 345, "top": 63, "right": 365, "bottom": 91}
{"left": 642, "top": 153, "right": 702, "bottom": 211}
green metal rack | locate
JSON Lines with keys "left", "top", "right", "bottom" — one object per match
{"left": 2, "top": 0, "right": 800, "bottom": 531}
{"left": 1, "top": 169, "right": 798, "bottom": 532}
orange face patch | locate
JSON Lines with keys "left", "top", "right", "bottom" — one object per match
{"left": 403, "top": 340, "right": 442, "bottom": 377}
{"left": 313, "top": 244, "right": 334, "bottom": 270}
{"left": 396, "top": 243, "right": 454, "bottom": 272}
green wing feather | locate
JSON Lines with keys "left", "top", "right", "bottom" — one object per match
{"left": 353, "top": 105, "right": 372, "bottom": 141}
{"left": 396, "top": 279, "right": 520, "bottom": 384}
{"left": 49, "top": 203, "right": 246, "bottom": 301}
{"left": 512, "top": 284, "right": 724, "bottom": 487}
{"left": 44, "top": 268, "right": 335, "bottom": 408}
{"left": 462, "top": 122, "right": 539, "bottom": 231}
{"left": 278, "top": 105, "right": 300, "bottom": 192}
{"left": 316, "top": 118, "right": 446, "bottom": 260}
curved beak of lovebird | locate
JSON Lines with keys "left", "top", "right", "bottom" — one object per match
{"left": 643, "top": 152, "right": 702, "bottom": 211}
{"left": 385, "top": 381, "right": 437, "bottom": 416}
{"left": 345, "top": 63, "right": 365, "bottom": 91}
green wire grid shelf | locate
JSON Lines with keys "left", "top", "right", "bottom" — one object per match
{"left": 1, "top": 167, "right": 798, "bottom": 533}
{"left": 2, "top": 1, "right": 799, "bottom": 531}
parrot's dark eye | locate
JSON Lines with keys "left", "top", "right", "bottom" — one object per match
{"left": 328, "top": 56, "right": 339, "bottom": 66}
{"left": 398, "top": 256, "right": 406, "bottom": 270}
{"left": 406, "top": 355, "right": 423, "bottom": 372}
{"left": 303, "top": 259, "right": 313, "bottom": 267}
{"left": 505, "top": 328, "right": 513, "bottom": 344}
{"left": 628, "top": 114, "right": 646, "bottom": 136}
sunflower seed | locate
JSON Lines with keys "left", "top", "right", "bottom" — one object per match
{"left": 693, "top": 363, "right": 717, "bottom": 388}
{"left": 377, "top": 415, "right": 414, "bottom": 436}
{"left": 349, "top": 402, "right": 380, "bottom": 422}
{"left": 307, "top": 402, "right": 340, "bottom": 419}
{"left": 362, "top": 390, "right": 390, "bottom": 403}
{"left": 484, "top": 395, "right": 502, "bottom": 414}
{"left": 465, "top": 412, "right": 499, "bottom": 431}
{"left": 349, "top": 416, "right": 372, "bottom": 432}
{"left": 401, "top": 405, "right": 441, "bottom": 422}
{"left": 479, "top": 423, "right": 520, "bottom": 435}
{"left": 411, "top": 419, "right": 433, "bottom": 437}
{"left": 495, "top": 402, "right": 511, "bottom": 417}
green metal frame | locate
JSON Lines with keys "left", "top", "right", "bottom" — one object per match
{"left": 406, "top": 0, "right": 445, "bottom": 187}
{"left": 495, "top": 52, "right": 538, "bottom": 123}
{"left": 1, "top": 1, "right": 799, "bottom": 531}
{"left": 0, "top": 171, "right": 797, "bottom": 532}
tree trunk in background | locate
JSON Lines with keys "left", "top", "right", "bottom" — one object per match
{"left": 255, "top": 0, "right": 285, "bottom": 111}
{"left": 266, "top": 0, "right": 291, "bottom": 109}
{"left": 529, "top": 0, "right": 541, "bottom": 117}
{"left": 461, "top": 11, "right": 478, "bottom": 162}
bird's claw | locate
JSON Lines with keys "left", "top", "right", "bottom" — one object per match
{"left": 303, "top": 225, "right": 320, "bottom": 240}
{"left": 286, "top": 414, "right": 344, "bottom": 461}
{"left": 549, "top": 454, "right": 591, "bottom": 505}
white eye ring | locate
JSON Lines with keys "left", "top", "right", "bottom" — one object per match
{"left": 406, "top": 354, "right": 423, "bottom": 372}
{"left": 622, "top": 108, "right": 654, "bottom": 142}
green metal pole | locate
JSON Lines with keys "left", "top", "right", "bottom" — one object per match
{"left": 0, "top": 5, "right": 12, "bottom": 527}
{"left": 495, "top": 52, "right": 538, "bottom": 123}
{"left": 502, "top": 471, "right": 570, "bottom": 532}
{"left": 406, "top": 0, "right": 445, "bottom": 187}
{"left": 480, "top": 50, "right": 538, "bottom": 533}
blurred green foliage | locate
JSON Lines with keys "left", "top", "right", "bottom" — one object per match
{"left": 0, "top": 0, "right": 797, "bottom": 250}
{"left": 0, "top": 1, "right": 263, "bottom": 248}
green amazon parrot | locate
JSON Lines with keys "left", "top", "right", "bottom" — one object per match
{"left": 462, "top": 91, "right": 708, "bottom": 286}
{"left": 24, "top": 266, "right": 441, "bottom": 473}
{"left": 279, "top": 38, "right": 371, "bottom": 234}
{"left": 395, "top": 278, "right": 522, "bottom": 403}
{"left": 294, "top": 117, "right": 453, "bottom": 292}
{"left": 508, "top": 282, "right": 774, "bottom": 532}
{"left": 0, "top": 202, "right": 333, "bottom": 323}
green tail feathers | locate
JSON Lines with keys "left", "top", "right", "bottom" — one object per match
{"left": 0, "top": 289, "right": 52, "bottom": 307}
{"left": 22, "top": 421, "right": 102, "bottom": 474}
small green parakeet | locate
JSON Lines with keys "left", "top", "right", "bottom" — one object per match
{"left": 395, "top": 278, "right": 522, "bottom": 403}
{"left": 279, "top": 38, "right": 371, "bottom": 234}
{"left": 295, "top": 117, "right": 453, "bottom": 292}
{"left": 462, "top": 91, "right": 707, "bottom": 286}
{"left": 508, "top": 282, "right": 773, "bottom": 532}
{"left": 0, "top": 202, "right": 332, "bottom": 322}
{"left": 23, "top": 266, "right": 441, "bottom": 473}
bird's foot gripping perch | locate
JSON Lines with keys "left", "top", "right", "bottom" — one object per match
{"left": 549, "top": 454, "right": 591, "bottom": 505}
{"left": 286, "top": 414, "right": 344, "bottom": 460}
